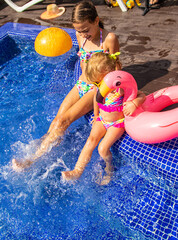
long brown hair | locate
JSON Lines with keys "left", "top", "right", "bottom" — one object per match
{"left": 72, "top": 1, "right": 104, "bottom": 29}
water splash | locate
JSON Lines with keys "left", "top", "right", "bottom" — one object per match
{"left": 41, "top": 157, "right": 69, "bottom": 180}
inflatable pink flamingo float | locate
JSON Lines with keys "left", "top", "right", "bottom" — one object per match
{"left": 96, "top": 70, "right": 178, "bottom": 144}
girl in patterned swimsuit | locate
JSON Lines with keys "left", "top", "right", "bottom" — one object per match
{"left": 12, "top": 1, "right": 121, "bottom": 171}
{"left": 62, "top": 52, "right": 146, "bottom": 185}
{"left": 76, "top": 28, "right": 108, "bottom": 98}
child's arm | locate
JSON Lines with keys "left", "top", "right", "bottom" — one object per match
{"left": 106, "top": 32, "right": 120, "bottom": 54}
{"left": 106, "top": 33, "right": 122, "bottom": 69}
{"left": 123, "top": 91, "right": 146, "bottom": 116}
{"left": 93, "top": 89, "right": 100, "bottom": 123}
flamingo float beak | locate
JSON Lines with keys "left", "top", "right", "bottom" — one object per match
{"left": 96, "top": 80, "right": 113, "bottom": 104}
{"left": 96, "top": 70, "right": 138, "bottom": 104}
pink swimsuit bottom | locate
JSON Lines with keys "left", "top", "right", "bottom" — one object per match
{"left": 96, "top": 114, "right": 124, "bottom": 129}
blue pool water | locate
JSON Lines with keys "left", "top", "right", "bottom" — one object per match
{"left": 0, "top": 23, "right": 177, "bottom": 240}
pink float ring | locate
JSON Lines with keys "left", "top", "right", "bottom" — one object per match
{"left": 96, "top": 70, "right": 178, "bottom": 144}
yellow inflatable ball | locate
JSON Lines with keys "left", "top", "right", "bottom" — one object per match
{"left": 35, "top": 27, "right": 72, "bottom": 57}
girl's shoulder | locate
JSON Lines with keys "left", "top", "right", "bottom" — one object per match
{"left": 102, "top": 30, "right": 119, "bottom": 50}
{"left": 104, "top": 32, "right": 118, "bottom": 44}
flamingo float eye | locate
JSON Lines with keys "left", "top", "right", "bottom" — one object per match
{"left": 114, "top": 75, "right": 122, "bottom": 87}
{"left": 116, "top": 81, "right": 121, "bottom": 87}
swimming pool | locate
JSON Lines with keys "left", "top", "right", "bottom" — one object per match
{"left": 0, "top": 23, "right": 177, "bottom": 240}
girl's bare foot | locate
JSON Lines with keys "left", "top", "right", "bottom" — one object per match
{"left": 12, "top": 159, "right": 33, "bottom": 172}
{"left": 100, "top": 174, "right": 112, "bottom": 185}
{"left": 61, "top": 169, "right": 83, "bottom": 181}
{"left": 105, "top": 164, "right": 114, "bottom": 175}
{"left": 96, "top": 165, "right": 114, "bottom": 186}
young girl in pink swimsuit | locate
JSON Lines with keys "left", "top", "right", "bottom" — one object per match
{"left": 62, "top": 52, "right": 146, "bottom": 185}
{"left": 12, "top": 1, "right": 122, "bottom": 171}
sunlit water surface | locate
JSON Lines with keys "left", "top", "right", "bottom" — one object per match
{"left": 0, "top": 34, "right": 177, "bottom": 240}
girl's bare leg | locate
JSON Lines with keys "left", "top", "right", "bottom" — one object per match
{"left": 98, "top": 126, "right": 125, "bottom": 185}
{"left": 12, "top": 87, "right": 95, "bottom": 171}
{"left": 62, "top": 121, "right": 106, "bottom": 181}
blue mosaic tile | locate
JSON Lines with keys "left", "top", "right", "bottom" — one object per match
{"left": 0, "top": 22, "right": 177, "bottom": 240}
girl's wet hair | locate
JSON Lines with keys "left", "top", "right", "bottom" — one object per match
{"left": 72, "top": 1, "right": 104, "bottom": 29}
{"left": 86, "top": 52, "right": 121, "bottom": 83}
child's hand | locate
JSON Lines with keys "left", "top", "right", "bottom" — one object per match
{"left": 91, "top": 115, "right": 99, "bottom": 125}
{"left": 90, "top": 115, "right": 95, "bottom": 124}
{"left": 123, "top": 101, "right": 137, "bottom": 116}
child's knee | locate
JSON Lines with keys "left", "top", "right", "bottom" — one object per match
{"left": 87, "top": 134, "right": 99, "bottom": 148}
{"left": 98, "top": 144, "right": 109, "bottom": 159}
{"left": 56, "top": 114, "right": 71, "bottom": 129}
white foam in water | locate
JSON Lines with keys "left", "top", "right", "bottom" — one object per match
{"left": 0, "top": 27, "right": 177, "bottom": 240}
{"left": 15, "top": 192, "right": 28, "bottom": 204}
{"left": 11, "top": 139, "right": 40, "bottom": 161}
{"left": 41, "top": 158, "right": 69, "bottom": 180}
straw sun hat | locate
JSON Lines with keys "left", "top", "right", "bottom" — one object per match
{"left": 40, "top": 4, "right": 65, "bottom": 20}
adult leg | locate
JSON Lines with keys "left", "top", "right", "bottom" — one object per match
{"left": 62, "top": 121, "right": 106, "bottom": 181}
{"left": 98, "top": 127, "right": 125, "bottom": 185}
